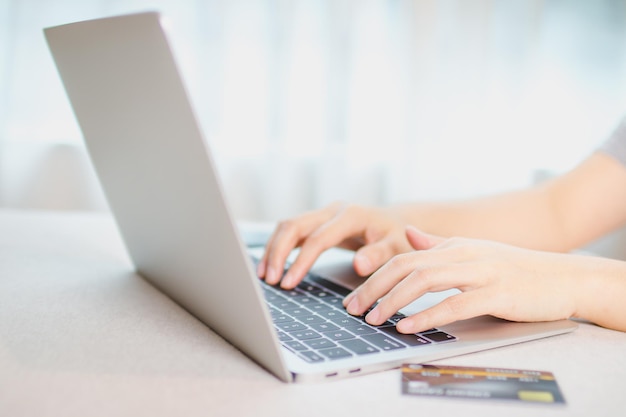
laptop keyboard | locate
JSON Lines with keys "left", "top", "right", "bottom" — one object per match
{"left": 260, "top": 272, "right": 457, "bottom": 363}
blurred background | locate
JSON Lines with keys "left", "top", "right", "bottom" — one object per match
{"left": 2, "top": 0, "right": 626, "bottom": 228}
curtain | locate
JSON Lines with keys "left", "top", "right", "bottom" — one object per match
{"left": 2, "top": 0, "right": 626, "bottom": 221}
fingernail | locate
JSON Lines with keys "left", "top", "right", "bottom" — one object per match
{"left": 256, "top": 261, "right": 266, "bottom": 278}
{"left": 280, "top": 272, "right": 294, "bottom": 289}
{"left": 396, "top": 318, "right": 414, "bottom": 334}
{"left": 266, "top": 266, "right": 278, "bottom": 284}
{"left": 343, "top": 291, "right": 356, "bottom": 307}
{"left": 346, "top": 297, "right": 360, "bottom": 315}
{"left": 366, "top": 307, "right": 380, "bottom": 325}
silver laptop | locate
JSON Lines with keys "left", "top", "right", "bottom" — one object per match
{"left": 44, "top": 11, "right": 577, "bottom": 383}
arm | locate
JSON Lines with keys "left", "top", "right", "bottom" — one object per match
{"left": 392, "top": 151, "right": 626, "bottom": 252}
{"left": 259, "top": 151, "right": 626, "bottom": 289}
{"left": 345, "top": 226, "right": 626, "bottom": 333}
{"left": 342, "top": 152, "right": 626, "bottom": 333}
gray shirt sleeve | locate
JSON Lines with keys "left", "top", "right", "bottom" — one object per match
{"left": 598, "top": 116, "right": 626, "bottom": 166}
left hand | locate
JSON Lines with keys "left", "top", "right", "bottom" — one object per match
{"left": 343, "top": 226, "right": 582, "bottom": 333}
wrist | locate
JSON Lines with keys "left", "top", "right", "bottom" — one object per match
{"left": 570, "top": 255, "right": 626, "bottom": 331}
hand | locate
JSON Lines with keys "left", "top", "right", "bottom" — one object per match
{"left": 257, "top": 202, "right": 413, "bottom": 289}
{"left": 344, "top": 226, "right": 585, "bottom": 333}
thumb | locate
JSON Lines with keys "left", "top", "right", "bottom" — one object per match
{"left": 405, "top": 226, "right": 444, "bottom": 251}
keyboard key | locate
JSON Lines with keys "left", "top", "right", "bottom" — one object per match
{"left": 317, "top": 309, "right": 345, "bottom": 319}
{"left": 284, "top": 340, "right": 308, "bottom": 351}
{"left": 307, "top": 303, "right": 335, "bottom": 313}
{"left": 379, "top": 327, "right": 431, "bottom": 346}
{"left": 300, "top": 351, "right": 325, "bottom": 363}
{"left": 271, "top": 314, "right": 295, "bottom": 324}
{"left": 291, "top": 330, "right": 322, "bottom": 340}
{"left": 309, "top": 276, "right": 351, "bottom": 296}
{"left": 339, "top": 339, "right": 379, "bottom": 355}
{"left": 295, "top": 296, "right": 320, "bottom": 305}
{"left": 417, "top": 328, "right": 438, "bottom": 334}
{"left": 278, "top": 289, "right": 303, "bottom": 298}
{"left": 308, "top": 322, "right": 340, "bottom": 333}
{"left": 311, "top": 289, "right": 333, "bottom": 299}
{"left": 362, "top": 333, "right": 406, "bottom": 351}
{"left": 386, "top": 313, "right": 407, "bottom": 324}
{"left": 328, "top": 316, "right": 362, "bottom": 327}
{"left": 323, "top": 330, "right": 355, "bottom": 341}
{"left": 277, "top": 331, "right": 293, "bottom": 342}
{"left": 297, "top": 314, "right": 327, "bottom": 325}
{"left": 322, "top": 296, "right": 344, "bottom": 307}
{"left": 318, "top": 347, "right": 353, "bottom": 360}
{"left": 297, "top": 282, "right": 323, "bottom": 293}
{"left": 283, "top": 307, "right": 311, "bottom": 317}
{"left": 277, "top": 322, "right": 308, "bottom": 332}
{"left": 422, "top": 331, "right": 457, "bottom": 343}
{"left": 270, "top": 300, "right": 300, "bottom": 310}
{"left": 344, "top": 324, "right": 377, "bottom": 336}
{"left": 304, "top": 338, "right": 337, "bottom": 350}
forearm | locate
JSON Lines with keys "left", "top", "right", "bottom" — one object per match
{"left": 389, "top": 185, "right": 568, "bottom": 251}
{"left": 389, "top": 152, "right": 626, "bottom": 252}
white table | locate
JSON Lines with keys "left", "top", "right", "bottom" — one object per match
{"left": 1, "top": 209, "right": 625, "bottom": 417}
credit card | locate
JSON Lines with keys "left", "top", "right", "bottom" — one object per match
{"left": 401, "top": 364, "right": 565, "bottom": 404}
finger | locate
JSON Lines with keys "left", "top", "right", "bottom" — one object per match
{"left": 257, "top": 231, "right": 291, "bottom": 285}
{"left": 343, "top": 234, "right": 433, "bottom": 308}
{"left": 344, "top": 252, "right": 417, "bottom": 316}
{"left": 395, "top": 290, "right": 492, "bottom": 333}
{"left": 280, "top": 206, "right": 373, "bottom": 289}
{"left": 405, "top": 225, "right": 445, "bottom": 251}
{"left": 364, "top": 262, "right": 485, "bottom": 325}
{"left": 352, "top": 233, "right": 409, "bottom": 277}
{"left": 260, "top": 204, "right": 340, "bottom": 285}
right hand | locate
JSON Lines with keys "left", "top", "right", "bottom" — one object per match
{"left": 257, "top": 202, "right": 413, "bottom": 289}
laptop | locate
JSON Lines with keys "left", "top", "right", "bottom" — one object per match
{"left": 44, "top": 11, "right": 578, "bottom": 383}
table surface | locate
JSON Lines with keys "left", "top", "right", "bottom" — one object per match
{"left": 1, "top": 209, "right": 625, "bottom": 417}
